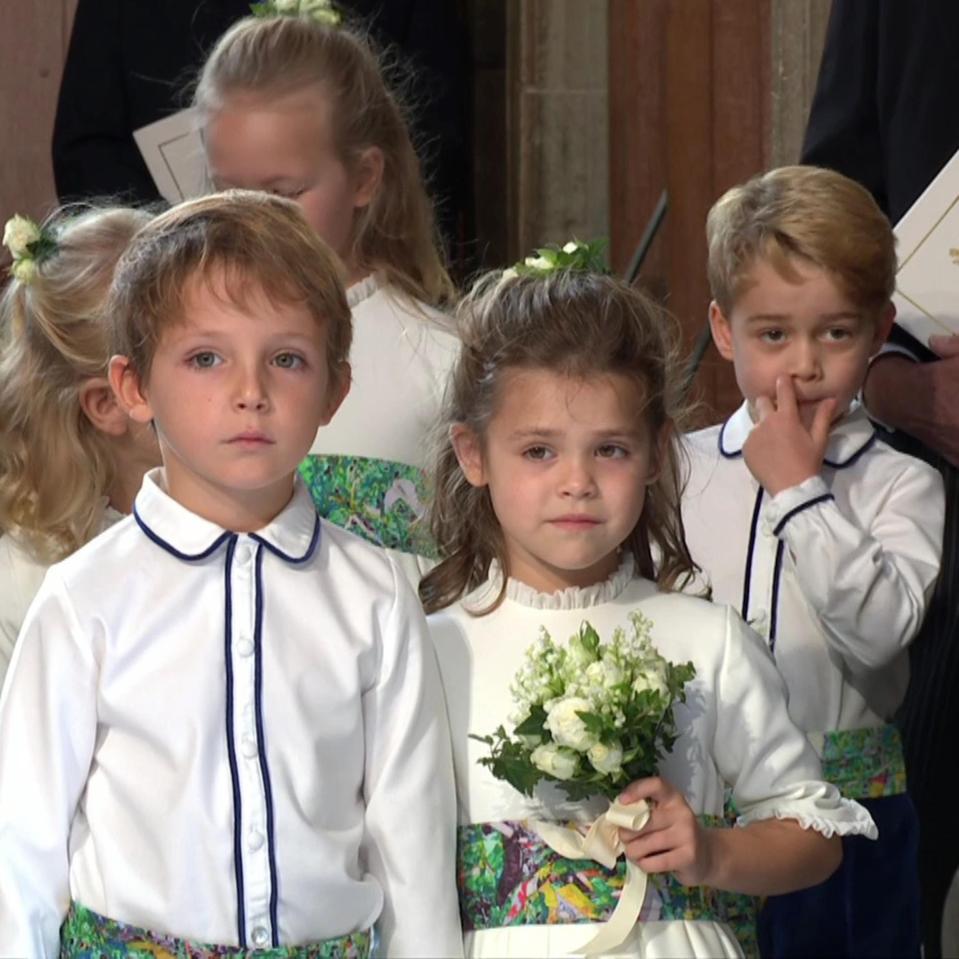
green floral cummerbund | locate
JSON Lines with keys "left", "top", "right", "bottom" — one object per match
{"left": 457, "top": 819, "right": 758, "bottom": 956}
{"left": 818, "top": 723, "right": 906, "bottom": 799}
{"left": 59, "top": 902, "right": 372, "bottom": 959}
{"left": 298, "top": 454, "right": 435, "bottom": 558}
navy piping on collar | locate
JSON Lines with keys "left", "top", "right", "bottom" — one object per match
{"left": 134, "top": 507, "right": 233, "bottom": 561}
{"left": 823, "top": 431, "right": 878, "bottom": 469}
{"left": 718, "top": 418, "right": 741, "bottom": 460}
{"left": 222, "top": 535, "right": 247, "bottom": 947}
{"left": 772, "top": 493, "right": 835, "bottom": 537}
{"left": 718, "top": 415, "right": 878, "bottom": 468}
{"left": 253, "top": 545, "right": 280, "bottom": 947}
{"left": 769, "top": 539, "right": 786, "bottom": 653}
{"left": 249, "top": 511, "right": 321, "bottom": 565}
{"left": 741, "top": 486, "right": 764, "bottom": 619}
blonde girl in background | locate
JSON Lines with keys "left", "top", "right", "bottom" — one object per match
{"left": 0, "top": 207, "right": 159, "bottom": 680}
{"left": 194, "top": 4, "right": 457, "bottom": 570}
{"left": 422, "top": 266, "right": 877, "bottom": 958}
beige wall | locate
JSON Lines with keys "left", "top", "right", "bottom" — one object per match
{"left": 0, "top": 0, "right": 77, "bottom": 232}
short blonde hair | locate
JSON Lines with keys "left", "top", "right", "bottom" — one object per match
{"left": 707, "top": 165, "right": 896, "bottom": 318}
{"left": 107, "top": 190, "right": 352, "bottom": 385}
{"left": 193, "top": 14, "right": 453, "bottom": 307}
{"left": 419, "top": 269, "right": 696, "bottom": 615}
{"left": 0, "top": 205, "right": 152, "bottom": 563}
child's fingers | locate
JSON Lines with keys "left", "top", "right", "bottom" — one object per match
{"left": 810, "top": 396, "right": 837, "bottom": 446}
{"left": 753, "top": 395, "right": 776, "bottom": 421}
{"left": 776, "top": 375, "right": 798, "bottom": 417}
{"left": 617, "top": 776, "right": 669, "bottom": 806}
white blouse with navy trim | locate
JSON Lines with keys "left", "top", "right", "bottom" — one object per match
{"left": 0, "top": 469, "right": 462, "bottom": 958}
{"left": 682, "top": 402, "right": 944, "bottom": 735}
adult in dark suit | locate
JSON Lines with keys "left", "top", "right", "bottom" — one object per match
{"left": 52, "top": 0, "right": 471, "bottom": 251}
{"left": 802, "top": 2, "right": 959, "bottom": 955}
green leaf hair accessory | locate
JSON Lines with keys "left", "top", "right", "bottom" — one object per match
{"left": 249, "top": 0, "right": 341, "bottom": 25}
{"left": 2, "top": 214, "right": 58, "bottom": 284}
{"left": 503, "top": 238, "right": 609, "bottom": 280}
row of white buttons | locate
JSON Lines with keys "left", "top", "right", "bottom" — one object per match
{"left": 234, "top": 537, "right": 270, "bottom": 951}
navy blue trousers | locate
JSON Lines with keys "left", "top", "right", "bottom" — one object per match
{"left": 758, "top": 794, "right": 920, "bottom": 958}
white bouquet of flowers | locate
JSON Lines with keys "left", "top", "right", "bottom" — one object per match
{"left": 473, "top": 612, "right": 695, "bottom": 802}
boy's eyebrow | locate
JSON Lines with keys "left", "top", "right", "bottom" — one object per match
{"left": 744, "top": 310, "right": 863, "bottom": 323}
{"left": 506, "top": 426, "right": 644, "bottom": 440}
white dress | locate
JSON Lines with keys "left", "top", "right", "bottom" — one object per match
{"left": 300, "top": 275, "right": 457, "bottom": 582}
{"left": 428, "top": 558, "right": 877, "bottom": 958}
{"left": 0, "top": 506, "right": 121, "bottom": 689}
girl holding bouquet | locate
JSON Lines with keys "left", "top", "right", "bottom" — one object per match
{"left": 421, "top": 264, "right": 877, "bottom": 958}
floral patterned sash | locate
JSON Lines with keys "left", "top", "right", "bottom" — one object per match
{"left": 59, "top": 902, "right": 371, "bottom": 959}
{"left": 818, "top": 723, "right": 906, "bottom": 799}
{"left": 298, "top": 454, "right": 435, "bottom": 557}
{"left": 458, "top": 819, "right": 758, "bottom": 957}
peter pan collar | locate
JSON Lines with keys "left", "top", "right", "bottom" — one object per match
{"left": 133, "top": 468, "right": 320, "bottom": 563}
{"left": 718, "top": 400, "right": 877, "bottom": 468}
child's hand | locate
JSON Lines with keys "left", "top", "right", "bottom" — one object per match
{"left": 615, "top": 776, "right": 715, "bottom": 887}
{"left": 743, "top": 375, "right": 835, "bottom": 495}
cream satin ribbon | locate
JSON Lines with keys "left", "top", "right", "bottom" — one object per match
{"left": 529, "top": 799, "right": 651, "bottom": 956}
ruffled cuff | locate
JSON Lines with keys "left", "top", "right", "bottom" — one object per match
{"left": 736, "top": 789, "right": 878, "bottom": 840}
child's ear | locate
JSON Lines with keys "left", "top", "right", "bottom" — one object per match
{"left": 319, "top": 362, "right": 352, "bottom": 426}
{"left": 108, "top": 355, "right": 154, "bottom": 425}
{"left": 78, "top": 376, "right": 129, "bottom": 437}
{"left": 351, "top": 147, "right": 384, "bottom": 210}
{"left": 872, "top": 302, "right": 896, "bottom": 351}
{"left": 450, "top": 424, "right": 487, "bottom": 487}
{"left": 708, "top": 301, "right": 736, "bottom": 361}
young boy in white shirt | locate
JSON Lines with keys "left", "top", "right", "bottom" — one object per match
{"left": 682, "top": 165, "right": 944, "bottom": 958}
{"left": 0, "top": 191, "right": 462, "bottom": 959}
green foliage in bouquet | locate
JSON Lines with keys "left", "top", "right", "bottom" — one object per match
{"left": 471, "top": 613, "right": 695, "bottom": 802}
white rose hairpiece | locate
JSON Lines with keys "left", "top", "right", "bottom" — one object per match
{"left": 249, "top": 0, "right": 341, "bottom": 25}
{"left": 2, "top": 214, "right": 58, "bottom": 284}
{"left": 502, "top": 238, "right": 609, "bottom": 280}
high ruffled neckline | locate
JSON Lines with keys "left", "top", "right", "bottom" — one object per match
{"left": 494, "top": 553, "right": 636, "bottom": 610}
{"left": 346, "top": 272, "right": 383, "bottom": 308}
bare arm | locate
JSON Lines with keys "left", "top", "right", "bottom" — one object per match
{"left": 616, "top": 777, "right": 841, "bottom": 896}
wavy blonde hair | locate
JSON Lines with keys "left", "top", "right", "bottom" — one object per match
{"left": 419, "top": 270, "right": 697, "bottom": 615}
{"left": 193, "top": 14, "right": 453, "bottom": 307}
{"left": 707, "top": 165, "right": 896, "bottom": 317}
{"left": 0, "top": 205, "right": 152, "bottom": 563}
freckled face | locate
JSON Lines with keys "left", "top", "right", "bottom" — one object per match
{"left": 125, "top": 272, "right": 346, "bottom": 525}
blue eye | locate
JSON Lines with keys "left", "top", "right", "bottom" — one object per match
{"left": 189, "top": 351, "right": 221, "bottom": 369}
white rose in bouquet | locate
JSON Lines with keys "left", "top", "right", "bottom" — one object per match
{"left": 545, "top": 696, "right": 597, "bottom": 751}
{"left": 587, "top": 739, "right": 624, "bottom": 776}
{"left": 531, "top": 743, "right": 579, "bottom": 780}
{"left": 632, "top": 660, "right": 669, "bottom": 699}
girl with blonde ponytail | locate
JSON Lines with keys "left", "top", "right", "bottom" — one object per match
{"left": 0, "top": 205, "right": 159, "bottom": 677}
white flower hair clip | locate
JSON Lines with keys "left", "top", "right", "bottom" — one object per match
{"left": 249, "top": 0, "right": 341, "bottom": 25}
{"left": 2, "top": 214, "right": 58, "bottom": 284}
{"left": 502, "top": 238, "right": 609, "bottom": 281}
